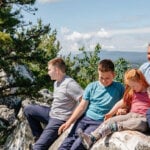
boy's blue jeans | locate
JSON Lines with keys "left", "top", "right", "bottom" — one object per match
{"left": 24, "top": 104, "right": 65, "bottom": 150}
{"left": 58, "top": 116, "right": 102, "bottom": 150}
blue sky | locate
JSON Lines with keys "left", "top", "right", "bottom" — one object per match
{"left": 23, "top": 0, "right": 150, "bottom": 54}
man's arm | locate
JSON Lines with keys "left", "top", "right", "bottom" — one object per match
{"left": 58, "top": 99, "right": 89, "bottom": 135}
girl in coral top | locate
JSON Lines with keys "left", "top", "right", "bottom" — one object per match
{"left": 78, "top": 68, "right": 150, "bottom": 149}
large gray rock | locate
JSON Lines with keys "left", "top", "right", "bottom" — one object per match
{"left": 3, "top": 97, "right": 52, "bottom": 150}
{"left": 49, "top": 128, "right": 150, "bottom": 150}
{"left": 3, "top": 120, "right": 32, "bottom": 150}
{"left": 91, "top": 130, "right": 150, "bottom": 150}
{"left": 3, "top": 96, "right": 150, "bottom": 150}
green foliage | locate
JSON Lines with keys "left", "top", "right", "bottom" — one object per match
{"left": 64, "top": 47, "right": 130, "bottom": 88}
{"left": 114, "top": 58, "right": 131, "bottom": 83}
{"left": 0, "top": 32, "right": 13, "bottom": 50}
{"left": 0, "top": 0, "right": 60, "bottom": 97}
{"left": 0, "top": 0, "right": 131, "bottom": 99}
{"left": 64, "top": 44, "right": 101, "bottom": 88}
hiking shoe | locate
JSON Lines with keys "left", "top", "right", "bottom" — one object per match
{"left": 29, "top": 136, "right": 39, "bottom": 150}
{"left": 77, "top": 128, "right": 95, "bottom": 149}
{"left": 33, "top": 136, "right": 39, "bottom": 142}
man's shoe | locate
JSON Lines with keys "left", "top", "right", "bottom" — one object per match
{"left": 29, "top": 143, "right": 34, "bottom": 150}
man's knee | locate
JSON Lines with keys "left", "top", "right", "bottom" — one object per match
{"left": 24, "top": 104, "right": 34, "bottom": 116}
{"left": 146, "top": 109, "right": 150, "bottom": 127}
{"left": 137, "top": 120, "right": 148, "bottom": 132}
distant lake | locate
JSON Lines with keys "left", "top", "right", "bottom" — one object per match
{"left": 71, "top": 50, "right": 147, "bottom": 67}
{"left": 99, "top": 50, "right": 147, "bottom": 65}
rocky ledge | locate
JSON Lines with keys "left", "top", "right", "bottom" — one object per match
{"left": 50, "top": 127, "right": 150, "bottom": 150}
{"left": 1, "top": 96, "right": 150, "bottom": 150}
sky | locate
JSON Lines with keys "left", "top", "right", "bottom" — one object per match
{"left": 23, "top": 0, "right": 150, "bottom": 54}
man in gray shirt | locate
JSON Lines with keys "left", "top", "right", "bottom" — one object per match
{"left": 24, "top": 57, "right": 83, "bottom": 150}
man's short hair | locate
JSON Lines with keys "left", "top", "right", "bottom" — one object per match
{"left": 48, "top": 57, "right": 66, "bottom": 73}
{"left": 98, "top": 59, "right": 114, "bottom": 72}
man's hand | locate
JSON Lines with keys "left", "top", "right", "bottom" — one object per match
{"left": 58, "top": 122, "right": 71, "bottom": 135}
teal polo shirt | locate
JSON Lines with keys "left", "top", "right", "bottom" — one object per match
{"left": 83, "top": 81, "right": 124, "bottom": 121}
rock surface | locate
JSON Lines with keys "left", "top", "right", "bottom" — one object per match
{"left": 91, "top": 130, "right": 150, "bottom": 150}
{"left": 49, "top": 127, "right": 150, "bottom": 150}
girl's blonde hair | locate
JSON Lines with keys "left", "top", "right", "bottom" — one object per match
{"left": 123, "top": 69, "right": 149, "bottom": 111}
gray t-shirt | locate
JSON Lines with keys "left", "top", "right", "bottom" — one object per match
{"left": 50, "top": 76, "right": 83, "bottom": 121}
{"left": 139, "top": 62, "right": 150, "bottom": 84}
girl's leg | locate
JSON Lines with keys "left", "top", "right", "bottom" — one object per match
{"left": 91, "top": 114, "right": 131, "bottom": 139}
{"left": 118, "top": 117, "right": 148, "bottom": 132}
{"left": 78, "top": 122, "right": 118, "bottom": 149}
{"left": 78, "top": 113, "right": 147, "bottom": 149}
{"left": 92, "top": 112, "right": 145, "bottom": 137}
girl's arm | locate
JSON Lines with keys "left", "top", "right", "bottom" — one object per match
{"left": 105, "top": 99, "right": 125, "bottom": 120}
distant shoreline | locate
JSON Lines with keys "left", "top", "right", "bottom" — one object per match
{"left": 99, "top": 50, "right": 147, "bottom": 65}
{"left": 67, "top": 50, "right": 147, "bottom": 66}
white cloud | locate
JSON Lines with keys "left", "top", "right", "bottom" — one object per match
{"left": 110, "top": 27, "right": 150, "bottom": 35}
{"left": 37, "top": 0, "right": 62, "bottom": 3}
{"left": 57, "top": 26, "right": 150, "bottom": 54}
{"left": 64, "top": 28, "right": 110, "bottom": 42}
{"left": 97, "top": 28, "right": 110, "bottom": 38}
{"left": 60, "top": 27, "right": 70, "bottom": 34}
{"left": 66, "top": 31, "right": 93, "bottom": 41}
{"left": 69, "top": 42, "right": 79, "bottom": 51}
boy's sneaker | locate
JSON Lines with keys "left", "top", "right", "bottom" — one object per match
{"left": 29, "top": 136, "right": 39, "bottom": 150}
{"left": 33, "top": 136, "right": 40, "bottom": 142}
{"left": 77, "top": 128, "right": 95, "bottom": 149}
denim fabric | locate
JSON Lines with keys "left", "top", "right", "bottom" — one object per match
{"left": 24, "top": 104, "right": 65, "bottom": 150}
{"left": 146, "top": 109, "right": 150, "bottom": 128}
{"left": 58, "top": 116, "right": 102, "bottom": 150}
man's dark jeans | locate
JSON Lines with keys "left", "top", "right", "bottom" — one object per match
{"left": 24, "top": 104, "right": 65, "bottom": 150}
